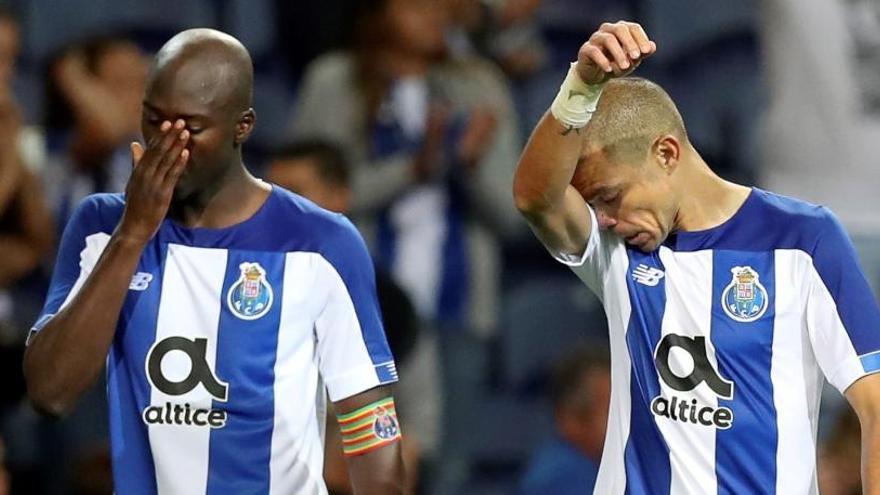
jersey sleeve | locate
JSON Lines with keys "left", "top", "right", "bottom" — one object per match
{"left": 27, "top": 195, "right": 114, "bottom": 345}
{"left": 550, "top": 206, "right": 618, "bottom": 302}
{"left": 806, "top": 208, "right": 880, "bottom": 393}
{"left": 315, "top": 216, "right": 398, "bottom": 402}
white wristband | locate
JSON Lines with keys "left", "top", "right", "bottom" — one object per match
{"left": 550, "top": 62, "right": 605, "bottom": 130}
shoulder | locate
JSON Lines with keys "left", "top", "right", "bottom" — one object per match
{"left": 67, "top": 193, "right": 125, "bottom": 234}
{"left": 750, "top": 188, "right": 846, "bottom": 252}
{"left": 301, "top": 51, "right": 356, "bottom": 87}
{"left": 433, "top": 55, "right": 513, "bottom": 109}
{"left": 269, "top": 186, "right": 367, "bottom": 256}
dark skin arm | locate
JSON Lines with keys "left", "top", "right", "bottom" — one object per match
{"left": 335, "top": 385, "right": 407, "bottom": 495}
{"left": 23, "top": 120, "right": 190, "bottom": 416}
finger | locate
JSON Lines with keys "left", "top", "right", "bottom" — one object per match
{"left": 148, "top": 119, "right": 186, "bottom": 169}
{"left": 161, "top": 148, "right": 189, "bottom": 189}
{"left": 582, "top": 44, "right": 613, "bottom": 73}
{"left": 593, "top": 32, "right": 630, "bottom": 71}
{"left": 145, "top": 120, "right": 172, "bottom": 149}
{"left": 627, "top": 22, "right": 654, "bottom": 54}
{"left": 156, "top": 128, "right": 189, "bottom": 177}
{"left": 131, "top": 142, "right": 145, "bottom": 167}
{"left": 611, "top": 23, "right": 641, "bottom": 60}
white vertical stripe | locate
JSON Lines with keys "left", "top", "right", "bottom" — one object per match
{"left": 59, "top": 233, "right": 111, "bottom": 311}
{"left": 269, "top": 252, "right": 328, "bottom": 495}
{"left": 772, "top": 250, "right": 819, "bottom": 494}
{"left": 389, "top": 186, "right": 448, "bottom": 319}
{"left": 593, "top": 243, "right": 632, "bottom": 495}
{"left": 149, "top": 244, "right": 227, "bottom": 495}
{"left": 656, "top": 249, "right": 718, "bottom": 494}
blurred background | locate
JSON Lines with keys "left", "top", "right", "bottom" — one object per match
{"left": 0, "top": 0, "right": 877, "bottom": 494}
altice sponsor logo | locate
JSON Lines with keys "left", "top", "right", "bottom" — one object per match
{"left": 651, "top": 334, "right": 735, "bottom": 430}
{"left": 143, "top": 336, "right": 229, "bottom": 428}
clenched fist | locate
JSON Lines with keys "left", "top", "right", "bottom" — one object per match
{"left": 576, "top": 21, "right": 657, "bottom": 86}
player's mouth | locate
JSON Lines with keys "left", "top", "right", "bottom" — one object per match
{"left": 626, "top": 232, "right": 649, "bottom": 246}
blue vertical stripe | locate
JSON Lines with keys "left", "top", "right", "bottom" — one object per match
{"left": 205, "top": 250, "right": 284, "bottom": 494}
{"left": 107, "top": 240, "right": 167, "bottom": 495}
{"left": 623, "top": 249, "right": 671, "bottom": 495}
{"left": 437, "top": 184, "right": 468, "bottom": 325}
{"left": 711, "top": 250, "right": 777, "bottom": 494}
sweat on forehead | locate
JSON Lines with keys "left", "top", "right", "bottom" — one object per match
{"left": 146, "top": 28, "right": 253, "bottom": 111}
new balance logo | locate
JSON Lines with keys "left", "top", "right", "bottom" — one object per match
{"left": 632, "top": 264, "right": 665, "bottom": 286}
{"left": 129, "top": 272, "right": 153, "bottom": 291}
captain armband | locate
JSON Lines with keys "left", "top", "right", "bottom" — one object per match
{"left": 337, "top": 397, "right": 402, "bottom": 456}
{"left": 549, "top": 62, "right": 605, "bottom": 131}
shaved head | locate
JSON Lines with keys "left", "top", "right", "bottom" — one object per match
{"left": 140, "top": 28, "right": 257, "bottom": 201}
{"left": 585, "top": 78, "right": 687, "bottom": 163}
{"left": 148, "top": 28, "right": 253, "bottom": 113}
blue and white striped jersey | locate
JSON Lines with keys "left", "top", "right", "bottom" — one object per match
{"left": 554, "top": 188, "right": 880, "bottom": 494}
{"left": 30, "top": 186, "right": 397, "bottom": 495}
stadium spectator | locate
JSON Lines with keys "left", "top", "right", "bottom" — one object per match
{"left": 43, "top": 36, "right": 147, "bottom": 227}
{"left": 290, "top": 0, "right": 523, "bottom": 341}
{"left": 518, "top": 346, "right": 610, "bottom": 495}
{"left": 0, "top": 4, "right": 53, "bottom": 411}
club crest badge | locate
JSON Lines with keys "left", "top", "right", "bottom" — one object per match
{"left": 373, "top": 406, "right": 399, "bottom": 440}
{"left": 227, "top": 262, "right": 273, "bottom": 320}
{"left": 721, "top": 266, "right": 768, "bottom": 323}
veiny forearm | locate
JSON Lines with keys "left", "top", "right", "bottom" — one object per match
{"left": 24, "top": 233, "right": 145, "bottom": 416}
{"left": 512, "top": 112, "right": 584, "bottom": 214}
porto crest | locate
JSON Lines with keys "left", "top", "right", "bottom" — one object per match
{"left": 227, "top": 262, "right": 274, "bottom": 320}
{"left": 373, "top": 406, "right": 399, "bottom": 440}
{"left": 721, "top": 266, "right": 768, "bottom": 323}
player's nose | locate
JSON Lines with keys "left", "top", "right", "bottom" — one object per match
{"left": 596, "top": 209, "right": 617, "bottom": 229}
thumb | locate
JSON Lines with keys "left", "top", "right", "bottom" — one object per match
{"left": 131, "top": 142, "right": 144, "bottom": 167}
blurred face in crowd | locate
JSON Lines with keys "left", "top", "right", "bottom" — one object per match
{"left": 95, "top": 41, "right": 148, "bottom": 125}
{"left": 573, "top": 137, "right": 680, "bottom": 252}
{"left": 0, "top": 16, "right": 19, "bottom": 90}
{"left": 267, "top": 157, "right": 350, "bottom": 213}
{"left": 558, "top": 367, "right": 611, "bottom": 459}
{"left": 383, "top": 0, "right": 447, "bottom": 58}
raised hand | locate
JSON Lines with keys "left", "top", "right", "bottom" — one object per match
{"left": 117, "top": 119, "right": 190, "bottom": 243}
{"left": 575, "top": 21, "right": 657, "bottom": 85}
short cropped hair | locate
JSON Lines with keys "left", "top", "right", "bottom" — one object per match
{"left": 585, "top": 77, "right": 688, "bottom": 162}
{"left": 270, "top": 139, "right": 350, "bottom": 188}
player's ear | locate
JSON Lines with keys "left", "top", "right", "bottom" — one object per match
{"left": 653, "top": 134, "right": 680, "bottom": 174}
{"left": 234, "top": 108, "right": 256, "bottom": 146}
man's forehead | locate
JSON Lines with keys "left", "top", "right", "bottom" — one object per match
{"left": 145, "top": 59, "right": 233, "bottom": 111}
{"left": 578, "top": 154, "right": 624, "bottom": 195}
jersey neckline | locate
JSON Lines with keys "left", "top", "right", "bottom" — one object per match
{"left": 164, "top": 182, "right": 277, "bottom": 234}
{"left": 663, "top": 187, "right": 761, "bottom": 251}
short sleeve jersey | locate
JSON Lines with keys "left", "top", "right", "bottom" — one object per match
{"left": 554, "top": 188, "right": 880, "bottom": 495}
{"left": 30, "top": 186, "right": 397, "bottom": 495}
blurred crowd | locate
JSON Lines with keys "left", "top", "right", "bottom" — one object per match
{"left": 0, "top": 0, "right": 877, "bottom": 494}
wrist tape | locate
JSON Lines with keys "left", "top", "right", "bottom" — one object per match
{"left": 549, "top": 62, "right": 605, "bottom": 130}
